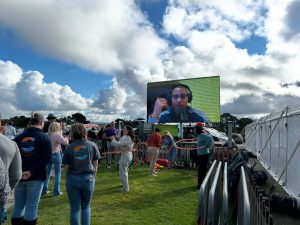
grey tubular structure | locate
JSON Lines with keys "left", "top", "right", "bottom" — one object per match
{"left": 237, "top": 166, "right": 250, "bottom": 225}
{"left": 198, "top": 160, "right": 217, "bottom": 225}
{"left": 222, "top": 162, "right": 228, "bottom": 225}
{"left": 208, "top": 161, "right": 222, "bottom": 225}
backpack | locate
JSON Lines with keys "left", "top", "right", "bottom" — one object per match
{"left": 0, "top": 157, "right": 9, "bottom": 208}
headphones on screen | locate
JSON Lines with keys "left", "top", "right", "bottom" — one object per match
{"left": 167, "top": 84, "right": 193, "bottom": 106}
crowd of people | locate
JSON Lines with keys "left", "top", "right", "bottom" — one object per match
{"left": 0, "top": 112, "right": 214, "bottom": 225}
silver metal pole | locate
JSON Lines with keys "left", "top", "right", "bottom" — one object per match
{"left": 228, "top": 121, "right": 232, "bottom": 148}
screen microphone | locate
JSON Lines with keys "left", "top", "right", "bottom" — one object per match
{"left": 176, "top": 107, "right": 188, "bottom": 122}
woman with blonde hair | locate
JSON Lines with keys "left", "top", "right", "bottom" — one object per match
{"left": 42, "top": 122, "right": 69, "bottom": 196}
{"left": 163, "top": 131, "right": 177, "bottom": 170}
{"left": 63, "top": 123, "right": 100, "bottom": 225}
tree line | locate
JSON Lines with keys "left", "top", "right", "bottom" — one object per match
{"left": 4, "top": 112, "right": 253, "bottom": 134}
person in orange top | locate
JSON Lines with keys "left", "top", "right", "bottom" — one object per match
{"left": 147, "top": 128, "right": 162, "bottom": 176}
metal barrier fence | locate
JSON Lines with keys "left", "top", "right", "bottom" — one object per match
{"left": 214, "top": 146, "right": 234, "bottom": 162}
{"left": 131, "top": 141, "right": 233, "bottom": 168}
{"left": 237, "top": 166, "right": 250, "bottom": 225}
{"left": 222, "top": 162, "right": 228, "bottom": 225}
{"left": 198, "top": 160, "right": 217, "bottom": 225}
{"left": 208, "top": 161, "right": 222, "bottom": 225}
{"left": 245, "top": 166, "right": 273, "bottom": 225}
{"left": 198, "top": 160, "right": 229, "bottom": 225}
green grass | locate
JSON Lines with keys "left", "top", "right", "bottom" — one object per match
{"left": 5, "top": 162, "right": 200, "bottom": 225}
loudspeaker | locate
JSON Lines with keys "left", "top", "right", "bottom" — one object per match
{"left": 168, "top": 84, "right": 193, "bottom": 106}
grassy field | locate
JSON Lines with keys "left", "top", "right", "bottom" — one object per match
{"left": 5, "top": 162, "right": 200, "bottom": 225}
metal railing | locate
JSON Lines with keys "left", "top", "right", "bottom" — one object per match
{"left": 237, "top": 166, "right": 250, "bottom": 225}
{"left": 198, "top": 160, "right": 229, "bottom": 225}
{"left": 132, "top": 141, "right": 233, "bottom": 168}
{"left": 208, "top": 161, "right": 222, "bottom": 225}
{"left": 198, "top": 160, "right": 217, "bottom": 225}
{"left": 222, "top": 162, "right": 228, "bottom": 225}
{"left": 246, "top": 166, "right": 273, "bottom": 225}
{"left": 245, "top": 104, "right": 300, "bottom": 197}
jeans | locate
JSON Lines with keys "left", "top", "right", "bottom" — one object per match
{"left": 11, "top": 180, "right": 44, "bottom": 221}
{"left": 119, "top": 152, "right": 132, "bottom": 191}
{"left": 0, "top": 207, "right": 6, "bottom": 224}
{"left": 43, "top": 152, "right": 62, "bottom": 195}
{"left": 66, "top": 174, "right": 95, "bottom": 225}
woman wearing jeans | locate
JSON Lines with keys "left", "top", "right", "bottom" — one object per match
{"left": 42, "top": 122, "right": 69, "bottom": 196}
{"left": 111, "top": 125, "right": 134, "bottom": 192}
{"left": 63, "top": 123, "right": 100, "bottom": 225}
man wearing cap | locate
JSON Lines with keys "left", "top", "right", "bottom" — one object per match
{"left": 43, "top": 113, "right": 56, "bottom": 133}
{"left": 11, "top": 113, "right": 52, "bottom": 225}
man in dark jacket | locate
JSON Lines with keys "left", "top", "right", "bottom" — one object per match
{"left": 43, "top": 113, "right": 56, "bottom": 133}
{"left": 12, "top": 113, "right": 52, "bottom": 225}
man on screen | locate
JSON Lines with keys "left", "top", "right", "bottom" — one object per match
{"left": 148, "top": 84, "right": 209, "bottom": 123}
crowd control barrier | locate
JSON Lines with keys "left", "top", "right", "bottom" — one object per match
{"left": 237, "top": 166, "right": 250, "bottom": 225}
{"left": 222, "top": 162, "right": 228, "bottom": 225}
{"left": 198, "top": 160, "right": 217, "bottom": 225}
{"left": 198, "top": 160, "right": 229, "bottom": 225}
{"left": 133, "top": 141, "right": 233, "bottom": 168}
{"left": 208, "top": 161, "right": 222, "bottom": 225}
{"left": 245, "top": 166, "right": 273, "bottom": 225}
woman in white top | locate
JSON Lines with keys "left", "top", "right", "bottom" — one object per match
{"left": 5, "top": 121, "right": 16, "bottom": 140}
{"left": 111, "top": 125, "right": 134, "bottom": 192}
{"left": 42, "top": 122, "right": 69, "bottom": 196}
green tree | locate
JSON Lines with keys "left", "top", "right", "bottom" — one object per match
{"left": 220, "top": 113, "right": 239, "bottom": 132}
{"left": 238, "top": 117, "right": 254, "bottom": 134}
{"left": 220, "top": 113, "right": 253, "bottom": 133}
{"left": 71, "top": 113, "right": 87, "bottom": 123}
{"left": 10, "top": 116, "right": 29, "bottom": 128}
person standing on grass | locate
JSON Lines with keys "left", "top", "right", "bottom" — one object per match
{"left": 42, "top": 122, "right": 69, "bottom": 196}
{"left": 63, "top": 123, "right": 100, "bottom": 225}
{"left": 0, "top": 157, "right": 9, "bottom": 225}
{"left": 147, "top": 128, "right": 162, "bottom": 176}
{"left": 11, "top": 113, "right": 52, "bottom": 225}
{"left": 111, "top": 125, "right": 134, "bottom": 192}
{"left": 102, "top": 122, "right": 118, "bottom": 168}
{"left": 5, "top": 121, "right": 16, "bottom": 140}
{"left": 162, "top": 131, "right": 177, "bottom": 170}
{"left": 195, "top": 124, "right": 214, "bottom": 189}
{"left": 43, "top": 113, "right": 56, "bottom": 133}
{"left": 0, "top": 133, "right": 22, "bottom": 224}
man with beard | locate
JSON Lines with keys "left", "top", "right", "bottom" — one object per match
{"left": 149, "top": 84, "right": 209, "bottom": 123}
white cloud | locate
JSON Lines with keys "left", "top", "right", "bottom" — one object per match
{"left": 0, "top": 0, "right": 167, "bottom": 74}
{"left": 0, "top": 60, "right": 91, "bottom": 119}
{"left": 15, "top": 71, "right": 91, "bottom": 111}
{"left": 163, "top": 0, "right": 265, "bottom": 41}
{"left": 0, "top": 0, "right": 168, "bottom": 119}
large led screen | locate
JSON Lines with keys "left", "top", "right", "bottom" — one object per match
{"left": 147, "top": 76, "right": 220, "bottom": 123}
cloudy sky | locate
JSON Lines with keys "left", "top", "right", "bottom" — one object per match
{"left": 1, "top": 0, "right": 300, "bottom": 122}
